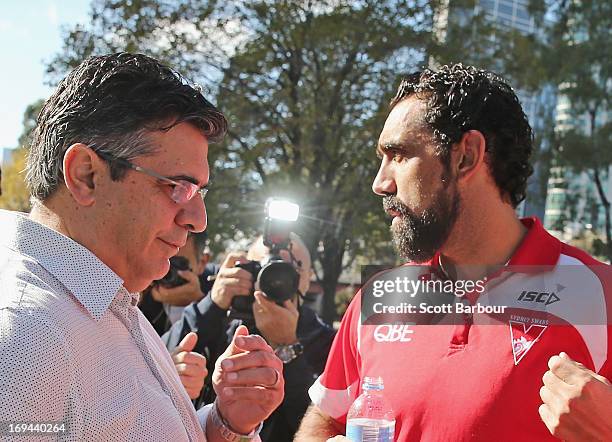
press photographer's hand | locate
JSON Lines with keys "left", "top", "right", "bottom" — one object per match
{"left": 151, "top": 269, "right": 204, "bottom": 306}
{"left": 171, "top": 332, "right": 207, "bottom": 399}
{"left": 211, "top": 252, "right": 253, "bottom": 310}
{"left": 252, "top": 291, "right": 299, "bottom": 347}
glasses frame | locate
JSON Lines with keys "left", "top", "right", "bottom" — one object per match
{"left": 97, "top": 152, "right": 209, "bottom": 204}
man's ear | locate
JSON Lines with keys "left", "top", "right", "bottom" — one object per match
{"left": 453, "top": 130, "right": 486, "bottom": 182}
{"left": 63, "top": 144, "right": 104, "bottom": 206}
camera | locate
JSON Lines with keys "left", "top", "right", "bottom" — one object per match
{"left": 156, "top": 256, "right": 191, "bottom": 288}
{"left": 231, "top": 256, "right": 300, "bottom": 314}
{"left": 229, "top": 198, "right": 301, "bottom": 320}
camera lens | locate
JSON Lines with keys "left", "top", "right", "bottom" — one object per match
{"left": 157, "top": 256, "right": 191, "bottom": 288}
{"left": 258, "top": 260, "right": 299, "bottom": 303}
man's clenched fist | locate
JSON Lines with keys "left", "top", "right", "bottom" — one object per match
{"left": 539, "top": 352, "right": 612, "bottom": 441}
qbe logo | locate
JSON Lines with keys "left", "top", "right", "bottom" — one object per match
{"left": 373, "top": 324, "right": 414, "bottom": 343}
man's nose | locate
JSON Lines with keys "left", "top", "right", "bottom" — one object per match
{"left": 372, "top": 161, "right": 396, "bottom": 196}
{"left": 178, "top": 196, "right": 207, "bottom": 233}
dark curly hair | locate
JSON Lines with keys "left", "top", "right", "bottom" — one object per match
{"left": 390, "top": 64, "right": 533, "bottom": 207}
{"left": 27, "top": 52, "right": 228, "bottom": 200}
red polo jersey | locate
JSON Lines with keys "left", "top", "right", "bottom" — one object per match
{"left": 310, "top": 218, "right": 611, "bottom": 441}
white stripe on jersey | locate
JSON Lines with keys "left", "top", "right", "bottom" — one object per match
{"left": 309, "top": 377, "right": 359, "bottom": 420}
{"left": 556, "top": 253, "right": 608, "bottom": 372}
{"left": 479, "top": 253, "right": 608, "bottom": 371}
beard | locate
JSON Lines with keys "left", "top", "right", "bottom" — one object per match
{"left": 383, "top": 181, "right": 460, "bottom": 263}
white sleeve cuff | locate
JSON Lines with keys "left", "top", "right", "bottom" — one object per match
{"left": 197, "top": 403, "right": 213, "bottom": 440}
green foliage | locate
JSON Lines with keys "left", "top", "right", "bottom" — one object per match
{"left": 17, "top": 99, "right": 45, "bottom": 148}
{"left": 46, "top": 0, "right": 553, "bottom": 320}
{"left": 558, "top": 123, "right": 612, "bottom": 174}
{"left": 434, "top": 0, "right": 548, "bottom": 92}
{"left": 47, "top": 0, "right": 433, "bottom": 321}
{"left": 0, "top": 148, "right": 30, "bottom": 212}
{"left": 210, "top": 1, "right": 435, "bottom": 322}
{"left": 0, "top": 100, "right": 46, "bottom": 213}
{"left": 533, "top": 0, "right": 612, "bottom": 259}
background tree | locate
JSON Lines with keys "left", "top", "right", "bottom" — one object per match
{"left": 0, "top": 148, "right": 30, "bottom": 212}
{"left": 18, "top": 99, "right": 45, "bottom": 148}
{"left": 46, "top": 0, "right": 440, "bottom": 322}
{"left": 0, "top": 100, "right": 45, "bottom": 212}
{"left": 212, "top": 1, "right": 439, "bottom": 322}
{"left": 46, "top": 0, "right": 542, "bottom": 321}
{"left": 530, "top": 0, "right": 612, "bottom": 260}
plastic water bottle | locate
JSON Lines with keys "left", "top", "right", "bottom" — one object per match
{"left": 346, "top": 376, "right": 395, "bottom": 441}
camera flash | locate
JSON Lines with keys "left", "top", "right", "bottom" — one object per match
{"left": 266, "top": 198, "right": 300, "bottom": 221}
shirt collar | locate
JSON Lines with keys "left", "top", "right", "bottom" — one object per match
{"left": 418, "top": 217, "right": 560, "bottom": 279}
{"left": 0, "top": 209, "right": 125, "bottom": 321}
{"left": 508, "top": 217, "right": 561, "bottom": 266}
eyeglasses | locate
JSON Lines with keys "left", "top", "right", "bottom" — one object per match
{"left": 98, "top": 153, "right": 209, "bottom": 204}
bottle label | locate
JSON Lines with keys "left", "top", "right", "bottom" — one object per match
{"left": 346, "top": 420, "right": 394, "bottom": 441}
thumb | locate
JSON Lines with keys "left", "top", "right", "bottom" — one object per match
{"left": 560, "top": 352, "right": 610, "bottom": 384}
{"left": 560, "top": 351, "right": 588, "bottom": 370}
{"left": 226, "top": 325, "right": 249, "bottom": 356}
{"left": 176, "top": 332, "right": 198, "bottom": 353}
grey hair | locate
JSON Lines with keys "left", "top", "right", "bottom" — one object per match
{"left": 26, "top": 52, "right": 227, "bottom": 201}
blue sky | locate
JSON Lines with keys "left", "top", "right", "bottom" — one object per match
{"left": 0, "top": 0, "right": 90, "bottom": 149}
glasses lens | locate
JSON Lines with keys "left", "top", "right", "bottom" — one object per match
{"left": 170, "top": 181, "right": 206, "bottom": 204}
{"left": 170, "top": 182, "right": 192, "bottom": 204}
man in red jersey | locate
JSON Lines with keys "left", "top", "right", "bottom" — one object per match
{"left": 295, "top": 64, "right": 611, "bottom": 441}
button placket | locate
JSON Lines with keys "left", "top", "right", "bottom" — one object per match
{"left": 127, "top": 306, "right": 200, "bottom": 441}
{"left": 110, "top": 290, "right": 200, "bottom": 441}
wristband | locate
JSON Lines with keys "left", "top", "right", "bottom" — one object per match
{"left": 210, "top": 399, "right": 263, "bottom": 441}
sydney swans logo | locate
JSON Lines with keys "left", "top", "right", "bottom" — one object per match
{"left": 509, "top": 321, "right": 547, "bottom": 365}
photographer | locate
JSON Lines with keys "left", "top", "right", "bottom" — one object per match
{"left": 163, "top": 233, "right": 336, "bottom": 441}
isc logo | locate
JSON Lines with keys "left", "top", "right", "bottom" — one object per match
{"left": 373, "top": 324, "right": 414, "bottom": 342}
{"left": 517, "top": 291, "right": 560, "bottom": 306}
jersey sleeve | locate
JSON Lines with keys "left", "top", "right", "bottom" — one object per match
{"left": 308, "top": 291, "right": 362, "bottom": 425}
{"left": 579, "top": 261, "right": 612, "bottom": 379}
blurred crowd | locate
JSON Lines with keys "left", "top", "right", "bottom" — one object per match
{"left": 139, "top": 231, "right": 336, "bottom": 441}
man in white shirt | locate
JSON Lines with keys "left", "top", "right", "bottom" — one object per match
{"left": 0, "top": 52, "right": 283, "bottom": 441}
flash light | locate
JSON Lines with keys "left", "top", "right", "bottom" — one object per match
{"left": 263, "top": 198, "right": 300, "bottom": 251}
{"left": 266, "top": 198, "right": 300, "bottom": 221}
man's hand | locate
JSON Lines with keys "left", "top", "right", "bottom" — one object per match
{"left": 252, "top": 291, "right": 299, "bottom": 347}
{"left": 171, "top": 332, "right": 207, "bottom": 399}
{"left": 210, "top": 252, "right": 253, "bottom": 310}
{"left": 151, "top": 270, "right": 204, "bottom": 306}
{"left": 539, "top": 352, "right": 612, "bottom": 441}
{"left": 211, "top": 325, "right": 284, "bottom": 435}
